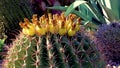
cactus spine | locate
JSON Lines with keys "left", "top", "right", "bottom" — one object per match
{"left": 3, "top": 13, "right": 103, "bottom": 68}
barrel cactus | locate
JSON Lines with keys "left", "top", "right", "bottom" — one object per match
{"left": 2, "top": 13, "right": 103, "bottom": 68}
{"left": 94, "top": 22, "right": 120, "bottom": 68}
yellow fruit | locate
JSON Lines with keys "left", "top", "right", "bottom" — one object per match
{"left": 65, "top": 20, "right": 72, "bottom": 30}
{"left": 40, "top": 28, "right": 46, "bottom": 35}
{"left": 45, "top": 23, "right": 49, "bottom": 32}
{"left": 24, "top": 18, "right": 33, "bottom": 25}
{"left": 68, "top": 28, "right": 76, "bottom": 36}
{"left": 58, "top": 20, "right": 67, "bottom": 35}
{"left": 35, "top": 25, "right": 46, "bottom": 36}
{"left": 54, "top": 25, "right": 59, "bottom": 34}
{"left": 19, "top": 22, "right": 24, "bottom": 28}
{"left": 28, "top": 23, "right": 35, "bottom": 29}
{"left": 57, "top": 20, "right": 62, "bottom": 28}
{"left": 22, "top": 28, "right": 28, "bottom": 35}
{"left": 75, "top": 18, "right": 81, "bottom": 31}
{"left": 19, "top": 21, "right": 35, "bottom": 36}
{"left": 49, "top": 24, "right": 54, "bottom": 34}
{"left": 22, "top": 27, "right": 35, "bottom": 36}
{"left": 19, "top": 13, "right": 81, "bottom": 36}
{"left": 75, "top": 25, "right": 80, "bottom": 31}
{"left": 52, "top": 20, "right": 59, "bottom": 34}
{"left": 59, "top": 28, "right": 67, "bottom": 35}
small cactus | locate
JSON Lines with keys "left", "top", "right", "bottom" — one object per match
{"left": 3, "top": 13, "right": 103, "bottom": 68}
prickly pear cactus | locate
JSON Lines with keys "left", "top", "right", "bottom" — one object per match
{"left": 3, "top": 13, "right": 104, "bottom": 68}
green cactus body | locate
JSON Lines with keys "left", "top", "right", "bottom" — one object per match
{"left": 2, "top": 33, "right": 98, "bottom": 68}
{"left": 3, "top": 13, "right": 104, "bottom": 68}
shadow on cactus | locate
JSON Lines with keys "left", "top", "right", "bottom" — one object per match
{"left": 2, "top": 13, "right": 104, "bottom": 68}
{"left": 94, "top": 22, "right": 120, "bottom": 67}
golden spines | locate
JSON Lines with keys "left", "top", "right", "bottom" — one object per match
{"left": 49, "top": 19, "right": 54, "bottom": 34}
{"left": 75, "top": 18, "right": 81, "bottom": 32}
{"left": 19, "top": 12, "right": 81, "bottom": 36}
{"left": 35, "top": 25, "right": 46, "bottom": 36}
{"left": 32, "top": 14, "right": 47, "bottom": 36}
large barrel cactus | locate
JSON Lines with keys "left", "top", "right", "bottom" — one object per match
{"left": 3, "top": 13, "right": 104, "bottom": 68}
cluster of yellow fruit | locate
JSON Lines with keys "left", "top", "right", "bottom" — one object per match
{"left": 19, "top": 12, "right": 81, "bottom": 36}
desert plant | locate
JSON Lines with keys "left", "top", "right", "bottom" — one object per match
{"left": 2, "top": 13, "right": 104, "bottom": 68}
{"left": 47, "top": 0, "right": 120, "bottom": 67}
{"left": 94, "top": 23, "right": 120, "bottom": 68}
{"left": 48, "top": 0, "right": 120, "bottom": 27}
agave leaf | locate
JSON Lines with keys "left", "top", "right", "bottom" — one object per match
{"left": 86, "top": 2, "right": 106, "bottom": 23}
{"left": 78, "top": 4, "right": 94, "bottom": 20}
{"left": 89, "top": 0, "right": 104, "bottom": 16}
{"left": 84, "top": 22, "right": 98, "bottom": 29}
{"left": 65, "top": 1, "right": 86, "bottom": 16}
{"left": 78, "top": 3, "right": 101, "bottom": 25}
{"left": 47, "top": 6, "right": 90, "bottom": 21}
{"left": 72, "top": 10, "right": 90, "bottom": 21}
{"left": 101, "top": 5, "right": 119, "bottom": 22}
{"left": 77, "top": 2, "right": 104, "bottom": 25}
{"left": 100, "top": 0, "right": 120, "bottom": 19}
{"left": 47, "top": 2, "right": 102, "bottom": 25}
{"left": 110, "top": 0, "right": 120, "bottom": 19}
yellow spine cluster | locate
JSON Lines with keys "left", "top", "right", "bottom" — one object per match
{"left": 19, "top": 12, "right": 81, "bottom": 36}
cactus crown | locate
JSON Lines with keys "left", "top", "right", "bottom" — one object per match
{"left": 19, "top": 12, "right": 81, "bottom": 36}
